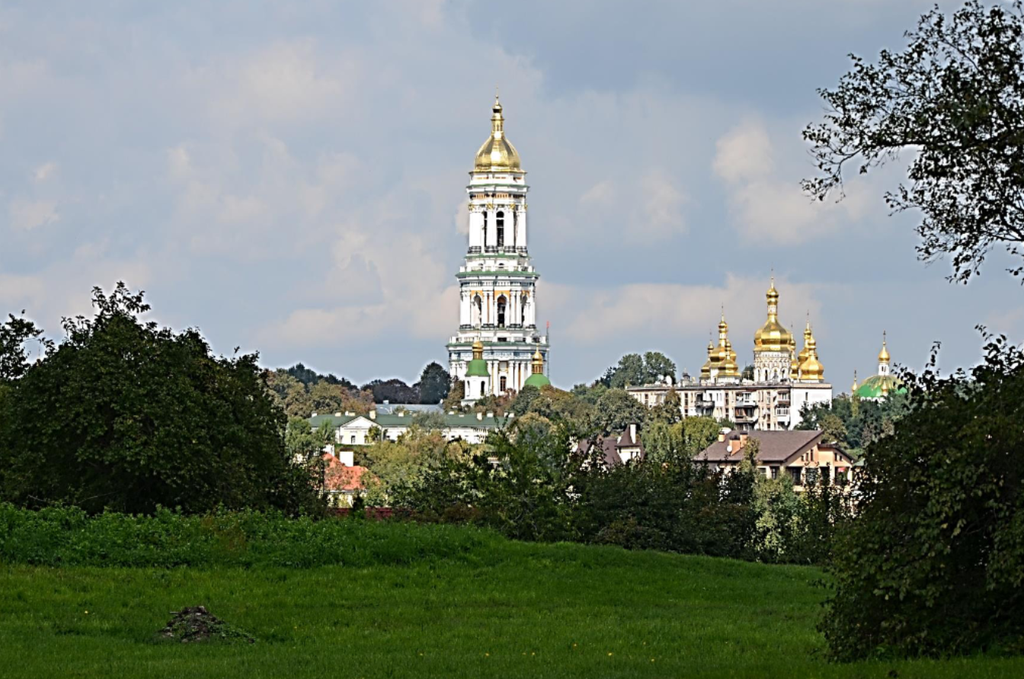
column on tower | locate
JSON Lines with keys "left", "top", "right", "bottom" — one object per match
{"left": 485, "top": 209, "right": 496, "bottom": 249}
{"left": 516, "top": 207, "right": 527, "bottom": 250}
{"left": 469, "top": 209, "right": 484, "bottom": 250}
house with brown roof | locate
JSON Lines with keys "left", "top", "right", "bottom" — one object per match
{"left": 574, "top": 423, "right": 644, "bottom": 467}
{"left": 694, "top": 429, "right": 854, "bottom": 490}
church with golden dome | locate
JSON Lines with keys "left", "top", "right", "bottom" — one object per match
{"left": 447, "top": 96, "right": 550, "bottom": 400}
{"left": 629, "top": 279, "right": 833, "bottom": 430}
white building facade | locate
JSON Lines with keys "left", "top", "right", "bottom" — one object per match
{"left": 447, "top": 97, "right": 549, "bottom": 396}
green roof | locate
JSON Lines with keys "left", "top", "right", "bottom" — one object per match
{"left": 523, "top": 372, "right": 551, "bottom": 388}
{"left": 855, "top": 374, "right": 905, "bottom": 399}
{"left": 465, "top": 358, "right": 490, "bottom": 377}
{"left": 310, "top": 412, "right": 507, "bottom": 430}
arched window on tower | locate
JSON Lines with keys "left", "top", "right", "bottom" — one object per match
{"left": 496, "top": 211, "right": 505, "bottom": 248}
{"left": 472, "top": 295, "right": 483, "bottom": 327}
{"left": 497, "top": 295, "right": 507, "bottom": 328}
{"left": 520, "top": 293, "right": 528, "bottom": 325}
{"left": 482, "top": 212, "right": 488, "bottom": 246}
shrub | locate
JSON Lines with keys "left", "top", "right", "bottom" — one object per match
{"left": 821, "top": 336, "right": 1024, "bottom": 660}
{"left": 0, "top": 503, "right": 499, "bottom": 569}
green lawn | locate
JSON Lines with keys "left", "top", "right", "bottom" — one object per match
{"left": 1, "top": 538, "right": 1021, "bottom": 678}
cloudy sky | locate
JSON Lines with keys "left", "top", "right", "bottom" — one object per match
{"left": 1, "top": 0, "right": 1019, "bottom": 391}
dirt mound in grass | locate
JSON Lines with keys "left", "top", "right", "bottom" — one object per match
{"left": 158, "top": 606, "right": 255, "bottom": 644}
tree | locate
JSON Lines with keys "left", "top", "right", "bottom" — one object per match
{"left": 442, "top": 379, "right": 465, "bottom": 412}
{"left": 410, "top": 411, "right": 447, "bottom": 431}
{"left": 0, "top": 313, "right": 50, "bottom": 382}
{"left": 680, "top": 416, "right": 721, "bottom": 456}
{"left": 595, "top": 388, "right": 647, "bottom": 434}
{"left": 649, "top": 389, "right": 682, "bottom": 425}
{"left": 286, "top": 418, "right": 333, "bottom": 462}
{"left": 642, "top": 420, "right": 684, "bottom": 464}
{"left": 418, "top": 362, "right": 450, "bottom": 404}
{"left": 0, "top": 283, "right": 322, "bottom": 515}
{"left": 820, "top": 335, "right": 1024, "bottom": 660}
{"left": 361, "top": 378, "right": 419, "bottom": 404}
{"left": 599, "top": 351, "right": 678, "bottom": 388}
{"left": 644, "top": 351, "right": 677, "bottom": 383}
{"left": 741, "top": 364, "right": 754, "bottom": 381}
{"left": 510, "top": 384, "right": 540, "bottom": 417}
{"left": 803, "top": 1, "right": 1024, "bottom": 282}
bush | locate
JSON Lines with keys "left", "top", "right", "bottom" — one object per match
{"left": 0, "top": 503, "right": 499, "bottom": 568}
{"left": 0, "top": 284, "right": 322, "bottom": 516}
{"left": 821, "top": 336, "right": 1024, "bottom": 660}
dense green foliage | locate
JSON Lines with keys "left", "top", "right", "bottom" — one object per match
{"left": 798, "top": 392, "right": 908, "bottom": 458}
{"left": 0, "top": 284, "right": 322, "bottom": 515}
{"left": 804, "top": 0, "right": 1024, "bottom": 282}
{"left": 597, "top": 351, "right": 676, "bottom": 388}
{"left": 0, "top": 503, "right": 492, "bottom": 568}
{"left": 394, "top": 428, "right": 848, "bottom": 565}
{"left": 822, "top": 336, "right": 1024, "bottom": 660}
{"left": 417, "top": 361, "right": 451, "bottom": 404}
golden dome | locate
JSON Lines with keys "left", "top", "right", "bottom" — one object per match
{"left": 878, "top": 331, "right": 890, "bottom": 364}
{"left": 700, "top": 340, "right": 713, "bottom": 379}
{"left": 531, "top": 349, "right": 544, "bottom": 372}
{"left": 473, "top": 96, "right": 522, "bottom": 172}
{"left": 754, "top": 278, "right": 795, "bottom": 353}
{"left": 472, "top": 339, "right": 484, "bottom": 360}
{"left": 798, "top": 333, "right": 825, "bottom": 382}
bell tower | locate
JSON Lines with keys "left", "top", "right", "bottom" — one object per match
{"left": 447, "top": 96, "right": 549, "bottom": 398}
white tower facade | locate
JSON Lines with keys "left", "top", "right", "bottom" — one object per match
{"left": 447, "top": 97, "right": 549, "bottom": 397}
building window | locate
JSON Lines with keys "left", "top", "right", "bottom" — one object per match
{"left": 350, "top": 435, "right": 356, "bottom": 444}
{"left": 496, "top": 211, "right": 505, "bottom": 247}
{"left": 500, "top": 376, "right": 507, "bottom": 392}
{"left": 497, "top": 295, "right": 507, "bottom": 328}
{"left": 482, "top": 211, "right": 488, "bottom": 244}
{"left": 805, "top": 468, "right": 819, "bottom": 486}
{"left": 789, "top": 467, "right": 802, "bottom": 484}
{"left": 770, "top": 466, "right": 779, "bottom": 479}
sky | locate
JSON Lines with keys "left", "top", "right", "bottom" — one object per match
{"left": 1, "top": 0, "right": 1020, "bottom": 392}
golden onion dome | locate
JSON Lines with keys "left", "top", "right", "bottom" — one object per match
{"left": 790, "top": 353, "right": 800, "bottom": 381}
{"left": 472, "top": 339, "right": 484, "bottom": 360}
{"left": 473, "top": 96, "right": 522, "bottom": 172}
{"left": 531, "top": 349, "right": 544, "bottom": 371}
{"left": 754, "top": 278, "right": 794, "bottom": 353}
{"left": 878, "top": 331, "right": 890, "bottom": 364}
{"left": 798, "top": 334, "right": 825, "bottom": 382}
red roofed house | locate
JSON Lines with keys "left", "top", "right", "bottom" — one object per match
{"left": 694, "top": 429, "right": 854, "bottom": 491}
{"left": 322, "top": 453, "right": 370, "bottom": 507}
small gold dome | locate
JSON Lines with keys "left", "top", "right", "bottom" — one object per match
{"left": 472, "top": 339, "right": 484, "bottom": 359}
{"left": 798, "top": 334, "right": 825, "bottom": 382}
{"left": 878, "top": 332, "right": 890, "bottom": 364}
{"left": 473, "top": 96, "right": 522, "bottom": 172}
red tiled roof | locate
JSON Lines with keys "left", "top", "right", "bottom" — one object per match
{"left": 322, "top": 454, "right": 369, "bottom": 492}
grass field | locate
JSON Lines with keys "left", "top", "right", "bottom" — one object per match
{"left": 2, "top": 533, "right": 1022, "bottom": 678}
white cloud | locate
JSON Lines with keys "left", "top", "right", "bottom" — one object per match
{"left": 547, "top": 273, "right": 824, "bottom": 350}
{"left": 713, "top": 119, "right": 774, "bottom": 183}
{"left": 201, "top": 40, "right": 359, "bottom": 127}
{"left": 713, "top": 118, "right": 848, "bottom": 245}
{"left": 33, "top": 161, "right": 57, "bottom": 182}
{"left": 8, "top": 199, "right": 58, "bottom": 231}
